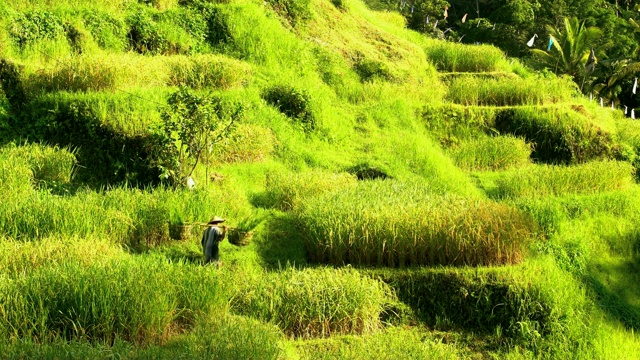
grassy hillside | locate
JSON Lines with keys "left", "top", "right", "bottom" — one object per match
{"left": 1, "top": 0, "right": 640, "bottom": 358}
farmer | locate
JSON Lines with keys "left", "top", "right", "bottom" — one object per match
{"left": 201, "top": 216, "right": 227, "bottom": 265}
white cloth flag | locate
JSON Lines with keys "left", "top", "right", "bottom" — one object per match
{"left": 600, "top": 98, "right": 603, "bottom": 107}
{"left": 590, "top": 93, "right": 593, "bottom": 102}
{"left": 527, "top": 34, "right": 538, "bottom": 47}
{"left": 462, "top": 13, "right": 468, "bottom": 23}
{"left": 634, "top": 78, "right": 638, "bottom": 94}
{"left": 612, "top": 101, "right": 615, "bottom": 110}
{"left": 625, "top": 105, "right": 628, "bottom": 115}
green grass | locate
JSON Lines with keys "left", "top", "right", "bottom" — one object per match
{"left": 487, "top": 161, "right": 634, "bottom": 200}
{"left": 0, "top": 254, "right": 227, "bottom": 344}
{"left": 447, "top": 135, "right": 531, "bottom": 171}
{"left": 424, "top": 40, "right": 509, "bottom": 73}
{"left": 232, "top": 267, "right": 392, "bottom": 338}
{"left": 2, "top": 0, "right": 640, "bottom": 358}
{"left": 446, "top": 75, "right": 577, "bottom": 106}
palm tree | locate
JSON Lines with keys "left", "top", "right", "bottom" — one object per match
{"left": 589, "top": 18, "right": 640, "bottom": 105}
{"left": 531, "top": 17, "right": 602, "bottom": 85}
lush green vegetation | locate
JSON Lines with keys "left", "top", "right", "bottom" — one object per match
{"left": 1, "top": 0, "right": 640, "bottom": 358}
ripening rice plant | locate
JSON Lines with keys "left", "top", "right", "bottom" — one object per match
{"left": 0, "top": 256, "right": 227, "bottom": 344}
{"left": 424, "top": 40, "right": 508, "bottom": 73}
{"left": 491, "top": 161, "right": 635, "bottom": 199}
{"left": 446, "top": 75, "right": 576, "bottom": 106}
{"left": 298, "top": 180, "right": 538, "bottom": 267}
{"left": 232, "top": 267, "right": 392, "bottom": 338}
{"left": 447, "top": 135, "right": 531, "bottom": 171}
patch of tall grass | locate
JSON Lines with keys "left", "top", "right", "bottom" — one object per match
{"left": 299, "top": 180, "right": 537, "bottom": 267}
{"left": 0, "top": 142, "right": 75, "bottom": 184}
{"left": 512, "top": 188, "right": 640, "bottom": 236}
{"left": 0, "top": 314, "right": 284, "bottom": 360}
{"left": 0, "top": 182, "right": 248, "bottom": 249}
{"left": 0, "top": 256, "right": 227, "bottom": 344}
{"left": 424, "top": 40, "right": 509, "bottom": 72}
{"left": 489, "top": 161, "right": 634, "bottom": 200}
{"left": 260, "top": 169, "right": 357, "bottom": 211}
{"left": 232, "top": 267, "right": 392, "bottom": 338}
{"left": 166, "top": 54, "right": 252, "bottom": 89}
{"left": 446, "top": 75, "right": 576, "bottom": 106}
{"left": 297, "top": 327, "right": 463, "bottom": 360}
{"left": 212, "top": 124, "right": 277, "bottom": 164}
{"left": 19, "top": 53, "right": 252, "bottom": 94}
{"left": 448, "top": 135, "right": 531, "bottom": 171}
{"left": 422, "top": 103, "right": 499, "bottom": 144}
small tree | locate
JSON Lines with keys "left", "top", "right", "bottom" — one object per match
{"left": 156, "top": 87, "right": 240, "bottom": 185}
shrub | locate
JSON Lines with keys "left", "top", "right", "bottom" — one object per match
{"left": 495, "top": 107, "right": 616, "bottom": 164}
{"left": 262, "top": 84, "right": 316, "bottom": 131}
{"left": 299, "top": 180, "right": 538, "bottom": 267}
{"left": 127, "top": 9, "right": 171, "bottom": 54}
{"left": 232, "top": 267, "right": 392, "bottom": 338}
{"left": 9, "top": 11, "right": 65, "bottom": 48}
{"left": 261, "top": 169, "right": 357, "bottom": 211}
{"left": 156, "top": 87, "right": 241, "bottom": 183}
{"left": 447, "top": 135, "right": 531, "bottom": 171}
{"left": 490, "top": 161, "right": 635, "bottom": 199}
{"left": 353, "top": 58, "right": 394, "bottom": 82}
{"left": 205, "top": 6, "right": 233, "bottom": 48}
{"left": 82, "top": 10, "right": 127, "bottom": 50}
{"left": 0, "top": 59, "right": 27, "bottom": 116}
{"left": 266, "top": 0, "right": 312, "bottom": 27}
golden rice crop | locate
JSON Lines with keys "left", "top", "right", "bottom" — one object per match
{"left": 299, "top": 180, "right": 538, "bottom": 267}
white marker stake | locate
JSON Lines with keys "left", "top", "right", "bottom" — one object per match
{"left": 625, "top": 105, "right": 628, "bottom": 115}
{"left": 590, "top": 93, "right": 593, "bottom": 102}
{"left": 600, "top": 98, "right": 603, "bottom": 107}
{"left": 634, "top": 78, "right": 638, "bottom": 94}
{"left": 612, "top": 101, "right": 615, "bottom": 110}
{"left": 632, "top": 109, "right": 636, "bottom": 119}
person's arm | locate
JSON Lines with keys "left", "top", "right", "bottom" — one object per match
{"left": 220, "top": 225, "right": 227, "bottom": 241}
